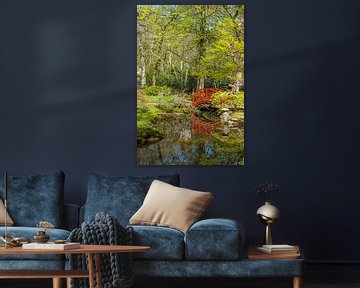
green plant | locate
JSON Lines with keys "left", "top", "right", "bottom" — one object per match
{"left": 157, "top": 96, "right": 192, "bottom": 113}
{"left": 211, "top": 91, "right": 244, "bottom": 109}
{"left": 145, "top": 86, "right": 172, "bottom": 97}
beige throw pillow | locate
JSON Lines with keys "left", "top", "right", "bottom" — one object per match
{"left": 130, "top": 180, "right": 213, "bottom": 233}
{"left": 0, "top": 199, "right": 14, "bottom": 226}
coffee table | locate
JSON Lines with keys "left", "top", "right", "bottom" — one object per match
{"left": 0, "top": 244, "right": 150, "bottom": 288}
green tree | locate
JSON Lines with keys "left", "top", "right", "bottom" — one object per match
{"left": 137, "top": 5, "right": 244, "bottom": 92}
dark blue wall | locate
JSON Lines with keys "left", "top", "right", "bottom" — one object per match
{"left": 1, "top": 0, "right": 360, "bottom": 262}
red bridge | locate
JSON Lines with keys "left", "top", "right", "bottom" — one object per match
{"left": 192, "top": 88, "right": 222, "bottom": 108}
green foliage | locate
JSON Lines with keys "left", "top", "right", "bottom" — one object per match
{"left": 137, "top": 106, "right": 156, "bottom": 128}
{"left": 137, "top": 126, "right": 162, "bottom": 140}
{"left": 156, "top": 96, "right": 192, "bottom": 113}
{"left": 211, "top": 91, "right": 244, "bottom": 109}
{"left": 137, "top": 5, "right": 244, "bottom": 92}
{"left": 137, "top": 92, "right": 192, "bottom": 145}
{"left": 137, "top": 106, "right": 163, "bottom": 146}
{"left": 200, "top": 17, "right": 244, "bottom": 82}
{"left": 145, "top": 86, "right": 172, "bottom": 97}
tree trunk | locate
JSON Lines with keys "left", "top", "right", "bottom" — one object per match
{"left": 140, "top": 43, "right": 146, "bottom": 88}
{"left": 196, "top": 6, "right": 208, "bottom": 90}
{"left": 197, "top": 78, "right": 205, "bottom": 90}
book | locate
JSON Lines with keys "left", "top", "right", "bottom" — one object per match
{"left": 22, "top": 242, "right": 80, "bottom": 250}
{"left": 248, "top": 245, "right": 301, "bottom": 260}
{"left": 256, "top": 244, "right": 299, "bottom": 254}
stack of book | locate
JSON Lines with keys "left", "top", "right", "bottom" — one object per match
{"left": 257, "top": 244, "right": 299, "bottom": 254}
{"left": 248, "top": 244, "right": 300, "bottom": 259}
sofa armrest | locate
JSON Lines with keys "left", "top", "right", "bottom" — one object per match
{"left": 184, "top": 218, "right": 245, "bottom": 260}
{"left": 63, "top": 204, "right": 80, "bottom": 231}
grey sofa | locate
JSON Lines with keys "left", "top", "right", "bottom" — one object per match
{"left": 80, "top": 173, "right": 304, "bottom": 284}
{"left": 0, "top": 170, "right": 79, "bottom": 270}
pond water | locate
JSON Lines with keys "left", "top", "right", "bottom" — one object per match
{"left": 137, "top": 112, "right": 244, "bottom": 165}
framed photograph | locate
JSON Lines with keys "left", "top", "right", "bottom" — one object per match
{"left": 137, "top": 5, "right": 244, "bottom": 165}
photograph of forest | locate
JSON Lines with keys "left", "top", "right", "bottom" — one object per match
{"left": 137, "top": 5, "right": 244, "bottom": 165}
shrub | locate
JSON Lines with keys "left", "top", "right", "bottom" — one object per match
{"left": 211, "top": 91, "right": 244, "bottom": 109}
{"left": 157, "top": 96, "right": 192, "bottom": 113}
{"left": 145, "top": 86, "right": 172, "bottom": 97}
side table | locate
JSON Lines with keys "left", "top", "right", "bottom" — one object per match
{"left": 247, "top": 245, "right": 304, "bottom": 288}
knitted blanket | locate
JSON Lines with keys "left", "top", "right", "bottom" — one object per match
{"left": 68, "top": 212, "right": 134, "bottom": 288}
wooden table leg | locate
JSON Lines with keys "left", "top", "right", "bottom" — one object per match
{"left": 88, "top": 253, "right": 95, "bottom": 288}
{"left": 53, "top": 278, "right": 62, "bottom": 288}
{"left": 95, "top": 253, "right": 102, "bottom": 288}
{"left": 66, "top": 277, "right": 72, "bottom": 288}
{"left": 293, "top": 276, "right": 302, "bottom": 288}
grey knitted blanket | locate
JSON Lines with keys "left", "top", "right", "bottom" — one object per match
{"left": 68, "top": 212, "right": 134, "bottom": 288}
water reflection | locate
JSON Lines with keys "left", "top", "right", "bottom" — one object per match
{"left": 137, "top": 112, "right": 244, "bottom": 165}
{"left": 191, "top": 114, "right": 220, "bottom": 136}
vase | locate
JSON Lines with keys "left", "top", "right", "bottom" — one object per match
{"left": 256, "top": 201, "right": 280, "bottom": 245}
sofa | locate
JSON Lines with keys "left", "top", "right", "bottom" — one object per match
{"left": 0, "top": 170, "right": 79, "bottom": 270}
{"left": 0, "top": 171, "right": 303, "bottom": 287}
{"left": 80, "top": 173, "right": 304, "bottom": 283}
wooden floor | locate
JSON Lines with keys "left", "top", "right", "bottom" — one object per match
{"left": 1, "top": 279, "right": 360, "bottom": 288}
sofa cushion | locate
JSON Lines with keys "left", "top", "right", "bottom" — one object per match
{"left": 0, "top": 199, "right": 14, "bottom": 226}
{"left": 130, "top": 225, "right": 184, "bottom": 260}
{"left": 0, "top": 171, "right": 65, "bottom": 227}
{"left": 0, "top": 227, "right": 70, "bottom": 261}
{"left": 84, "top": 173, "right": 180, "bottom": 225}
{"left": 130, "top": 180, "right": 213, "bottom": 233}
{"left": 184, "top": 218, "right": 245, "bottom": 260}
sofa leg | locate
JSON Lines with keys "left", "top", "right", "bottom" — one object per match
{"left": 293, "top": 276, "right": 302, "bottom": 288}
{"left": 53, "top": 278, "right": 62, "bottom": 288}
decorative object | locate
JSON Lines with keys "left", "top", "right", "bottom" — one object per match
{"left": 254, "top": 181, "right": 279, "bottom": 201}
{"left": 34, "top": 220, "right": 55, "bottom": 243}
{"left": 256, "top": 202, "right": 280, "bottom": 245}
{"left": 0, "top": 234, "right": 31, "bottom": 247}
{"left": 137, "top": 5, "right": 245, "bottom": 166}
{"left": 37, "top": 220, "right": 55, "bottom": 232}
{"left": 33, "top": 230, "right": 50, "bottom": 243}
{"left": 130, "top": 180, "right": 213, "bottom": 232}
{"left": 254, "top": 181, "right": 280, "bottom": 245}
